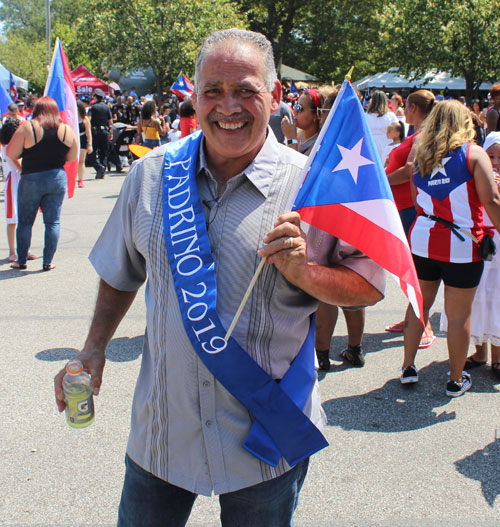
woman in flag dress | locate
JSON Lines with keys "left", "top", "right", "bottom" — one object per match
{"left": 401, "top": 101, "right": 500, "bottom": 396}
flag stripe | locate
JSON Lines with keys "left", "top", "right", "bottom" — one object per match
{"left": 299, "top": 203, "right": 421, "bottom": 287}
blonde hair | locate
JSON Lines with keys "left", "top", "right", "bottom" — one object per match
{"left": 416, "top": 100, "right": 475, "bottom": 177}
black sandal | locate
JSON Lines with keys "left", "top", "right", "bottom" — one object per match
{"left": 491, "top": 363, "right": 500, "bottom": 380}
{"left": 464, "top": 356, "right": 487, "bottom": 370}
{"left": 10, "top": 262, "right": 27, "bottom": 270}
{"left": 316, "top": 350, "right": 330, "bottom": 371}
{"left": 340, "top": 345, "right": 365, "bottom": 367}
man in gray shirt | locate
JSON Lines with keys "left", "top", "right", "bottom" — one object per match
{"left": 55, "top": 28, "right": 384, "bottom": 526}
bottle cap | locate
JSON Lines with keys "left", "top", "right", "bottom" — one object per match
{"left": 66, "top": 359, "right": 84, "bottom": 375}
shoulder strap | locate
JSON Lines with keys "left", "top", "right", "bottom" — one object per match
{"left": 62, "top": 124, "right": 67, "bottom": 142}
{"left": 30, "top": 121, "right": 37, "bottom": 143}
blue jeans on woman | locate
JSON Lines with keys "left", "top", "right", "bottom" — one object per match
{"left": 117, "top": 454, "right": 309, "bottom": 527}
{"left": 16, "top": 168, "right": 67, "bottom": 266}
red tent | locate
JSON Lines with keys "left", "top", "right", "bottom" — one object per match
{"left": 71, "top": 65, "right": 114, "bottom": 96}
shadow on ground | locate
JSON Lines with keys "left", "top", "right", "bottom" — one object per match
{"left": 455, "top": 436, "right": 500, "bottom": 507}
{"left": 35, "top": 335, "right": 143, "bottom": 362}
{"left": 322, "top": 358, "right": 499, "bottom": 433}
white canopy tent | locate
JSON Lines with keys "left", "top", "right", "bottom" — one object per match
{"left": 280, "top": 64, "right": 318, "bottom": 82}
{"left": 0, "top": 63, "right": 29, "bottom": 92}
{"left": 355, "top": 68, "right": 495, "bottom": 92}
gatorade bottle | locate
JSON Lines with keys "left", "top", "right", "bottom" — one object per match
{"left": 62, "top": 359, "right": 95, "bottom": 428}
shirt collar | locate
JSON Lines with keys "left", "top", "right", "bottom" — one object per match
{"left": 197, "top": 127, "right": 280, "bottom": 198}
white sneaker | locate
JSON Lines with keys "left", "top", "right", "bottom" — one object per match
{"left": 400, "top": 365, "right": 419, "bottom": 384}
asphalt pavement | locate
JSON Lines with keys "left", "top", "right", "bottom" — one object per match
{"left": 1, "top": 165, "right": 499, "bottom": 526}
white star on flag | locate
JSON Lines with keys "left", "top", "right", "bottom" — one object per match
{"left": 332, "top": 138, "right": 374, "bottom": 184}
{"left": 430, "top": 156, "right": 451, "bottom": 179}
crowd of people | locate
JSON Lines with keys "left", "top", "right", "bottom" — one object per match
{"left": 1, "top": 27, "right": 499, "bottom": 525}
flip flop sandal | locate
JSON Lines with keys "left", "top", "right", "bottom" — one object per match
{"left": 27, "top": 252, "right": 37, "bottom": 260}
{"left": 464, "top": 356, "right": 487, "bottom": 370}
{"left": 340, "top": 345, "right": 365, "bottom": 367}
{"left": 10, "top": 262, "right": 27, "bottom": 270}
{"left": 385, "top": 321, "right": 404, "bottom": 333}
{"left": 418, "top": 333, "right": 436, "bottom": 349}
{"left": 43, "top": 264, "right": 56, "bottom": 271}
{"left": 7, "top": 255, "right": 17, "bottom": 263}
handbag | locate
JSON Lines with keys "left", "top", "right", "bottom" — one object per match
{"left": 422, "top": 214, "right": 496, "bottom": 261}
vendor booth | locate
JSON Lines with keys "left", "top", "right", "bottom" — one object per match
{"left": 71, "top": 65, "right": 114, "bottom": 96}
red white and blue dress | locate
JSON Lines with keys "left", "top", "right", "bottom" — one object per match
{"left": 410, "top": 143, "right": 485, "bottom": 263}
{"left": 1, "top": 144, "right": 21, "bottom": 225}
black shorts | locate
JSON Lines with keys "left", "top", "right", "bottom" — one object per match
{"left": 412, "top": 254, "right": 484, "bottom": 289}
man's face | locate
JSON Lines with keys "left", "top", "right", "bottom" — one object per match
{"left": 193, "top": 42, "right": 280, "bottom": 169}
{"left": 7, "top": 109, "right": 17, "bottom": 118}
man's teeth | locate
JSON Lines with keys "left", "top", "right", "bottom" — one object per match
{"left": 218, "top": 121, "right": 245, "bottom": 130}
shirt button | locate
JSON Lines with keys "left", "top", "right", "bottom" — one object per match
{"left": 205, "top": 420, "right": 212, "bottom": 427}
{"left": 203, "top": 380, "right": 210, "bottom": 387}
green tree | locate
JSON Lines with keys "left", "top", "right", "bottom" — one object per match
{"left": 378, "top": 0, "right": 500, "bottom": 102}
{"left": 286, "top": 0, "right": 385, "bottom": 84}
{"left": 0, "top": 34, "right": 47, "bottom": 91}
{"left": 0, "top": 0, "right": 88, "bottom": 90}
{"left": 75, "top": 0, "right": 246, "bottom": 92}
{"left": 238, "top": 0, "right": 303, "bottom": 70}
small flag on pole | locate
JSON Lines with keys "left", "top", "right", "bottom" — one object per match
{"left": 44, "top": 38, "right": 79, "bottom": 198}
{"left": 171, "top": 73, "right": 194, "bottom": 99}
{"left": 291, "top": 80, "right": 424, "bottom": 324}
{"left": 9, "top": 72, "right": 17, "bottom": 102}
{"left": 290, "top": 80, "right": 299, "bottom": 96}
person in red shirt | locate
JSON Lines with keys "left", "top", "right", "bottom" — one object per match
{"left": 179, "top": 99, "right": 197, "bottom": 137}
{"left": 385, "top": 90, "right": 436, "bottom": 346}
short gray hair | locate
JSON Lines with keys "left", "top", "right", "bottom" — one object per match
{"left": 194, "top": 28, "right": 277, "bottom": 92}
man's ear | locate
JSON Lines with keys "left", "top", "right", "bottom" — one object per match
{"left": 270, "top": 80, "right": 282, "bottom": 113}
{"left": 192, "top": 92, "right": 197, "bottom": 111}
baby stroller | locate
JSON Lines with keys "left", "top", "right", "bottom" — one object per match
{"left": 108, "top": 123, "right": 137, "bottom": 172}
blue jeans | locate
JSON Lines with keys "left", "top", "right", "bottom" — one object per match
{"left": 117, "top": 454, "right": 309, "bottom": 527}
{"left": 144, "top": 139, "right": 160, "bottom": 148}
{"left": 16, "top": 168, "right": 67, "bottom": 266}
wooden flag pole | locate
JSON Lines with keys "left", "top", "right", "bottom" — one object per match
{"left": 224, "top": 257, "right": 267, "bottom": 342}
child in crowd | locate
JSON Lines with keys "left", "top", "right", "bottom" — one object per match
{"left": 168, "top": 119, "right": 181, "bottom": 143}
{"left": 383, "top": 121, "right": 405, "bottom": 167}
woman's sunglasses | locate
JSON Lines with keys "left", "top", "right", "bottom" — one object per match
{"left": 294, "top": 103, "right": 315, "bottom": 113}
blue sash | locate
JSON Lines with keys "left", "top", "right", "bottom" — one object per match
{"left": 161, "top": 131, "right": 328, "bottom": 467}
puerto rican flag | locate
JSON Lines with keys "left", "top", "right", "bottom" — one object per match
{"left": 44, "top": 38, "right": 79, "bottom": 198}
{"left": 292, "top": 80, "right": 424, "bottom": 324}
{"left": 171, "top": 73, "right": 194, "bottom": 99}
{"left": 9, "top": 72, "right": 17, "bottom": 102}
{"left": 0, "top": 81, "right": 13, "bottom": 115}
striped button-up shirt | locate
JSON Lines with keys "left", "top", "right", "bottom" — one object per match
{"left": 89, "top": 131, "right": 385, "bottom": 495}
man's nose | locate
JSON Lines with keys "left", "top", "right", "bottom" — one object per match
{"left": 216, "top": 93, "right": 242, "bottom": 115}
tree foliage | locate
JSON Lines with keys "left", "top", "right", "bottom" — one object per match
{"left": 0, "top": 0, "right": 498, "bottom": 95}
{"left": 286, "top": 0, "right": 385, "bottom": 83}
{"left": 378, "top": 0, "right": 500, "bottom": 101}
{"left": 73, "top": 0, "right": 246, "bottom": 92}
